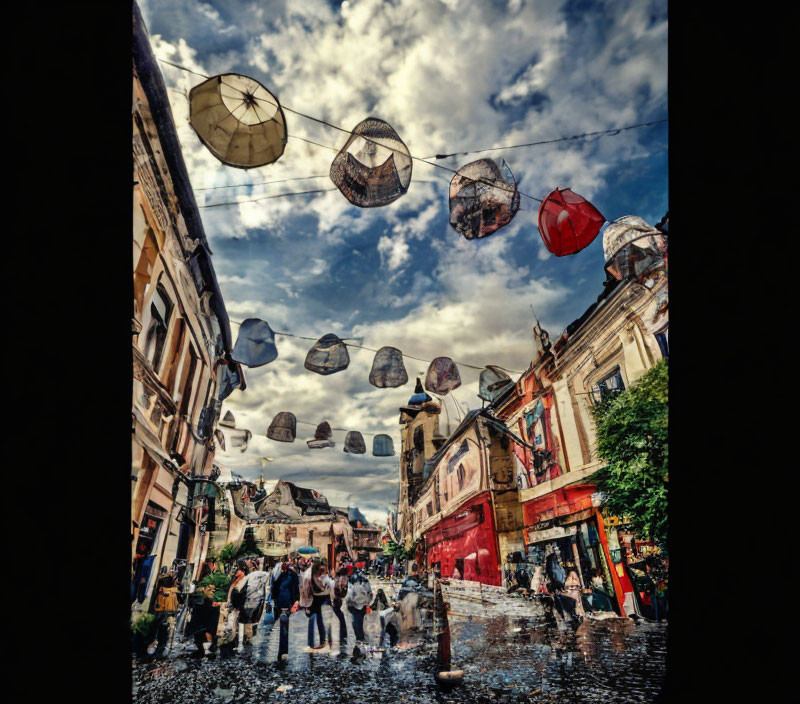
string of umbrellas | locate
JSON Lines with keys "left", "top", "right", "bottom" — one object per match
{"left": 171, "top": 67, "right": 665, "bottom": 258}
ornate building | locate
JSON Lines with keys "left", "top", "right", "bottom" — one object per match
{"left": 131, "top": 5, "right": 245, "bottom": 611}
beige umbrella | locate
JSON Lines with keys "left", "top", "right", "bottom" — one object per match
{"left": 189, "top": 73, "right": 287, "bottom": 169}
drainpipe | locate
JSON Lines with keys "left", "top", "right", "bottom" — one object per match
{"left": 594, "top": 509, "right": 627, "bottom": 616}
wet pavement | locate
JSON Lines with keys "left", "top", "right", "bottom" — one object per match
{"left": 133, "top": 590, "right": 667, "bottom": 704}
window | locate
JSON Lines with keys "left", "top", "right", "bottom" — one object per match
{"left": 268, "top": 529, "right": 275, "bottom": 542}
{"left": 308, "top": 530, "right": 314, "bottom": 546}
{"left": 426, "top": 502, "right": 433, "bottom": 517}
{"left": 591, "top": 367, "right": 625, "bottom": 404}
{"left": 457, "top": 463, "right": 466, "bottom": 490}
{"left": 133, "top": 228, "right": 158, "bottom": 317}
{"left": 447, "top": 440, "right": 469, "bottom": 474}
{"left": 144, "top": 285, "right": 173, "bottom": 372}
{"left": 654, "top": 326, "right": 669, "bottom": 358}
{"left": 413, "top": 426, "right": 425, "bottom": 453}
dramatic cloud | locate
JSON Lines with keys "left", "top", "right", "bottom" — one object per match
{"left": 140, "top": 0, "right": 668, "bottom": 523}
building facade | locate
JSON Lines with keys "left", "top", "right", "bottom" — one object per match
{"left": 491, "top": 216, "right": 668, "bottom": 615}
{"left": 131, "top": 6, "right": 243, "bottom": 613}
{"left": 397, "top": 387, "right": 526, "bottom": 586}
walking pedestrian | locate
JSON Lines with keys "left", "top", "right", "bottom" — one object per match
{"left": 151, "top": 567, "right": 179, "bottom": 657}
{"left": 331, "top": 567, "right": 350, "bottom": 648}
{"left": 270, "top": 559, "right": 300, "bottom": 661}
{"left": 300, "top": 562, "right": 332, "bottom": 649}
{"left": 345, "top": 569, "right": 372, "bottom": 645}
{"left": 236, "top": 567, "right": 270, "bottom": 649}
{"left": 186, "top": 581, "right": 220, "bottom": 658}
{"left": 563, "top": 563, "right": 586, "bottom": 619}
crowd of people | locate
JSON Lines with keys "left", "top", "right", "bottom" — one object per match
{"left": 170, "top": 553, "right": 410, "bottom": 662}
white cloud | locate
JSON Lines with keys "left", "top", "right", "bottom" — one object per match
{"left": 141, "top": 0, "right": 667, "bottom": 514}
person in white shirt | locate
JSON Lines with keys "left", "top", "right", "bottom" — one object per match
{"left": 345, "top": 570, "right": 373, "bottom": 644}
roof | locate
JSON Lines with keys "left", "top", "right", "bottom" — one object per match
{"left": 132, "top": 2, "right": 233, "bottom": 354}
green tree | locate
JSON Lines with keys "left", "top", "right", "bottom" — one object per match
{"left": 591, "top": 360, "right": 668, "bottom": 547}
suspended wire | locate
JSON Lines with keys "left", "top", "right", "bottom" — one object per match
{"left": 417, "top": 119, "right": 669, "bottom": 160}
{"left": 198, "top": 187, "right": 338, "bottom": 209}
{"left": 227, "top": 320, "right": 525, "bottom": 375}
{"left": 194, "top": 174, "right": 329, "bottom": 191}
{"left": 157, "top": 58, "right": 665, "bottom": 206}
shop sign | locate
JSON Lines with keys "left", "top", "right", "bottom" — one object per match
{"left": 557, "top": 508, "right": 595, "bottom": 526}
{"left": 526, "top": 524, "right": 577, "bottom": 544}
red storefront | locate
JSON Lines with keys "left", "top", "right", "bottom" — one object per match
{"left": 522, "top": 484, "right": 636, "bottom": 616}
{"left": 424, "top": 491, "right": 501, "bottom": 586}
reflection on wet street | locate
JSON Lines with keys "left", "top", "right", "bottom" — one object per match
{"left": 133, "top": 597, "right": 666, "bottom": 704}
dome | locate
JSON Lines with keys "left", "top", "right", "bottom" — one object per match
{"left": 407, "top": 378, "right": 432, "bottom": 405}
{"left": 602, "top": 216, "right": 666, "bottom": 281}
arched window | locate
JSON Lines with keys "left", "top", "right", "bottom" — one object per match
{"left": 144, "top": 284, "right": 173, "bottom": 372}
{"left": 268, "top": 529, "right": 275, "bottom": 542}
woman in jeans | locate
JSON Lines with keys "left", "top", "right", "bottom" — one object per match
{"left": 300, "top": 562, "right": 333, "bottom": 649}
{"left": 345, "top": 570, "right": 372, "bottom": 644}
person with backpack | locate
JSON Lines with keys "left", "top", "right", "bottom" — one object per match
{"left": 331, "top": 566, "right": 350, "bottom": 648}
{"left": 236, "top": 567, "right": 270, "bottom": 650}
{"left": 270, "top": 560, "right": 300, "bottom": 661}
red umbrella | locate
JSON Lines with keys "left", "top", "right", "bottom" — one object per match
{"left": 537, "top": 188, "right": 605, "bottom": 256}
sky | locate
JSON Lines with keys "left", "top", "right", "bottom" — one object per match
{"left": 139, "top": 0, "right": 668, "bottom": 525}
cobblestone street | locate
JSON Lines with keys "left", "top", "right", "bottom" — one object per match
{"left": 133, "top": 598, "right": 667, "bottom": 704}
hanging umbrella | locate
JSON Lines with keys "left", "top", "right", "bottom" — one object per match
{"left": 425, "top": 357, "right": 462, "bottom": 395}
{"left": 329, "top": 118, "right": 412, "bottom": 207}
{"left": 228, "top": 428, "right": 252, "bottom": 453}
{"left": 449, "top": 158, "right": 520, "bottom": 239}
{"left": 189, "top": 73, "right": 287, "bottom": 169}
{"left": 232, "top": 318, "right": 278, "bottom": 368}
{"left": 478, "top": 366, "right": 513, "bottom": 402}
{"left": 214, "top": 429, "right": 226, "bottom": 452}
{"left": 267, "top": 412, "right": 296, "bottom": 442}
{"left": 368, "top": 346, "right": 408, "bottom": 388}
{"left": 308, "top": 421, "right": 335, "bottom": 449}
{"left": 219, "top": 410, "right": 236, "bottom": 429}
{"left": 217, "top": 362, "right": 246, "bottom": 402}
{"left": 537, "top": 188, "right": 606, "bottom": 256}
{"left": 602, "top": 216, "right": 667, "bottom": 281}
{"left": 372, "top": 434, "right": 395, "bottom": 457}
{"left": 343, "top": 431, "right": 367, "bottom": 454}
{"left": 296, "top": 546, "right": 319, "bottom": 555}
{"left": 304, "top": 334, "right": 350, "bottom": 375}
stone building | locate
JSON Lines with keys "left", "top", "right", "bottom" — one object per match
{"left": 131, "top": 4, "right": 244, "bottom": 611}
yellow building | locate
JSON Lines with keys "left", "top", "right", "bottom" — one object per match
{"left": 131, "top": 7, "right": 244, "bottom": 611}
{"left": 493, "top": 214, "right": 668, "bottom": 616}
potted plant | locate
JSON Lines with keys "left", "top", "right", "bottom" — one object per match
{"left": 131, "top": 612, "right": 157, "bottom": 657}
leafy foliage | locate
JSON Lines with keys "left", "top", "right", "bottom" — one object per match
{"left": 131, "top": 612, "right": 156, "bottom": 637}
{"left": 591, "top": 360, "right": 668, "bottom": 547}
{"left": 199, "top": 571, "right": 232, "bottom": 602}
{"left": 383, "top": 539, "right": 417, "bottom": 560}
{"left": 218, "top": 542, "right": 239, "bottom": 563}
